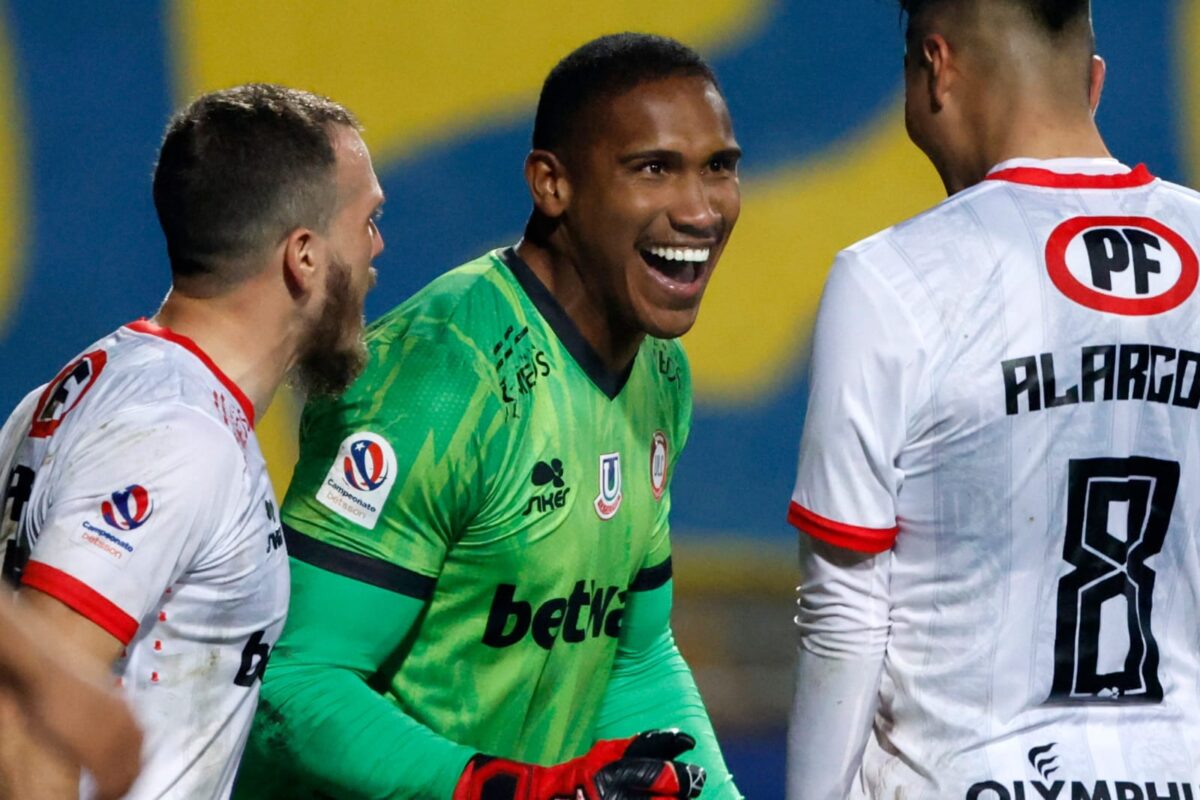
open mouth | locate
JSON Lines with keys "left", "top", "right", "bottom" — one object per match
{"left": 639, "top": 245, "right": 712, "bottom": 286}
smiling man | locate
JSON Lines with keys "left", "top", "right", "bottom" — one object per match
{"left": 236, "top": 33, "right": 743, "bottom": 800}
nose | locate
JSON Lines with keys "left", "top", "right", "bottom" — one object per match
{"left": 372, "top": 221, "right": 386, "bottom": 258}
{"left": 669, "top": 173, "right": 721, "bottom": 236}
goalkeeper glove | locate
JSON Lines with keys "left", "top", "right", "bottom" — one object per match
{"left": 452, "top": 729, "right": 706, "bottom": 800}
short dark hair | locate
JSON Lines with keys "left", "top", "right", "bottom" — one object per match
{"left": 532, "top": 32, "right": 719, "bottom": 153}
{"left": 153, "top": 83, "right": 359, "bottom": 286}
{"left": 901, "top": 0, "right": 1091, "bottom": 38}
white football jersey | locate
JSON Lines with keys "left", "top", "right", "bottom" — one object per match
{"left": 791, "top": 159, "right": 1200, "bottom": 798}
{"left": 0, "top": 320, "right": 289, "bottom": 799}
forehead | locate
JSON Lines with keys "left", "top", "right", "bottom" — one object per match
{"left": 575, "top": 75, "right": 735, "bottom": 157}
{"left": 331, "top": 125, "right": 380, "bottom": 201}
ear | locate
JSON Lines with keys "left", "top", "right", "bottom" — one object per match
{"left": 524, "top": 149, "right": 570, "bottom": 219}
{"left": 282, "top": 228, "right": 320, "bottom": 299}
{"left": 1088, "top": 54, "right": 1106, "bottom": 114}
{"left": 921, "top": 32, "right": 954, "bottom": 113}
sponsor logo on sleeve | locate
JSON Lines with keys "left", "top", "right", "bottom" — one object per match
{"left": 650, "top": 431, "right": 668, "bottom": 501}
{"left": 30, "top": 350, "right": 108, "bottom": 438}
{"left": 101, "top": 485, "right": 153, "bottom": 530}
{"left": 593, "top": 452, "right": 622, "bottom": 520}
{"left": 76, "top": 484, "right": 150, "bottom": 563}
{"left": 315, "top": 432, "right": 397, "bottom": 529}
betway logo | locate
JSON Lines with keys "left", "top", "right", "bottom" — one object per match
{"left": 482, "top": 581, "right": 625, "bottom": 650}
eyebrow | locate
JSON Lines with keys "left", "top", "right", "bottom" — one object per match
{"left": 618, "top": 147, "right": 743, "bottom": 164}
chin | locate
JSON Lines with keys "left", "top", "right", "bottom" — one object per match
{"left": 640, "top": 308, "right": 701, "bottom": 340}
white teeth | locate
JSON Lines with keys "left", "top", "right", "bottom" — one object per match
{"left": 647, "top": 246, "right": 710, "bottom": 263}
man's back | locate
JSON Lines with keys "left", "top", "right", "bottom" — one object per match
{"left": 796, "top": 157, "right": 1200, "bottom": 795}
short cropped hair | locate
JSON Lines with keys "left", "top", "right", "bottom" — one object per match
{"left": 900, "top": 0, "right": 1091, "bottom": 37}
{"left": 153, "top": 83, "right": 358, "bottom": 285}
{"left": 532, "top": 32, "right": 719, "bottom": 153}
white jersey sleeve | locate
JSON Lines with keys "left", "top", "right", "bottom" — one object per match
{"left": 0, "top": 388, "right": 41, "bottom": 548}
{"left": 789, "top": 249, "right": 928, "bottom": 553}
{"left": 22, "top": 403, "right": 242, "bottom": 645}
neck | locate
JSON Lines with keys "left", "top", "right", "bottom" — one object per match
{"left": 515, "top": 229, "right": 643, "bottom": 374}
{"left": 943, "top": 88, "right": 1111, "bottom": 195}
{"left": 153, "top": 279, "right": 304, "bottom": 421}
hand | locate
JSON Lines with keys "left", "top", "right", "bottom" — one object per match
{"left": 453, "top": 729, "right": 706, "bottom": 800}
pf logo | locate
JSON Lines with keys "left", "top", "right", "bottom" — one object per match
{"left": 101, "top": 485, "right": 153, "bottom": 531}
{"left": 30, "top": 351, "right": 108, "bottom": 438}
{"left": 344, "top": 439, "right": 389, "bottom": 491}
{"left": 1045, "top": 216, "right": 1198, "bottom": 315}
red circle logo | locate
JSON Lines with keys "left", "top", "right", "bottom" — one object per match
{"left": 1045, "top": 216, "right": 1197, "bottom": 315}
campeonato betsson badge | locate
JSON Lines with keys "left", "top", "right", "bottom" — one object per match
{"left": 315, "top": 431, "right": 397, "bottom": 529}
{"left": 594, "top": 452, "right": 622, "bottom": 520}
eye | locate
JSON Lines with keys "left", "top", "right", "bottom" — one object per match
{"left": 639, "top": 161, "right": 666, "bottom": 175}
{"left": 708, "top": 155, "right": 739, "bottom": 174}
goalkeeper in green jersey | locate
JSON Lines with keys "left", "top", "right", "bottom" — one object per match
{"left": 236, "top": 33, "right": 744, "bottom": 800}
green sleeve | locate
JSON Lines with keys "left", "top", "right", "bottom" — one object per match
{"left": 235, "top": 557, "right": 475, "bottom": 800}
{"left": 591, "top": 580, "right": 743, "bottom": 800}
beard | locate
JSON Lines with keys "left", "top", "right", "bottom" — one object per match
{"left": 290, "top": 258, "right": 369, "bottom": 397}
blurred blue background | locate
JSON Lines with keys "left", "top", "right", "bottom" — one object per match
{"left": 0, "top": 1, "right": 1192, "bottom": 794}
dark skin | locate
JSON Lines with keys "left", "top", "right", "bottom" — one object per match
{"left": 519, "top": 75, "right": 742, "bottom": 374}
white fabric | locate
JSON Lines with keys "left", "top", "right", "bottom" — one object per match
{"left": 0, "top": 325, "right": 289, "bottom": 800}
{"left": 787, "top": 539, "right": 889, "bottom": 800}
{"left": 790, "top": 159, "right": 1200, "bottom": 797}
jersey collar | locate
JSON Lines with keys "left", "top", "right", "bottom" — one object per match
{"left": 499, "top": 247, "right": 634, "bottom": 400}
{"left": 125, "top": 319, "right": 256, "bottom": 427}
{"left": 985, "top": 157, "right": 1155, "bottom": 189}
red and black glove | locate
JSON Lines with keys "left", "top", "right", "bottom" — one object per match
{"left": 452, "top": 729, "right": 706, "bottom": 800}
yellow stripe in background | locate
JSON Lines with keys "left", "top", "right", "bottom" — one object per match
{"left": 169, "top": 0, "right": 767, "bottom": 162}
{"left": 0, "top": 12, "right": 26, "bottom": 338}
{"left": 685, "top": 104, "right": 945, "bottom": 404}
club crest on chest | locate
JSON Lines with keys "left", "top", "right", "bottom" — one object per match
{"left": 593, "top": 452, "right": 622, "bottom": 520}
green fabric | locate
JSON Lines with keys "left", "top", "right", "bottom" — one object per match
{"left": 594, "top": 580, "right": 743, "bottom": 800}
{"left": 234, "top": 558, "right": 473, "bottom": 799}
{"left": 275, "top": 249, "right": 693, "bottom": 765}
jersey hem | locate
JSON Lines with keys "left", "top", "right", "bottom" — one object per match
{"left": 21, "top": 560, "right": 139, "bottom": 644}
{"left": 125, "top": 319, "right": 256, "bottom": 428}
{"left": 283, "top": 524, "right": 436, "bottom": 599}
{"left": 787, "top": 502, "right": 897, "bottom": 554}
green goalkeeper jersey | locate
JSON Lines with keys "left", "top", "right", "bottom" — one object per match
{"left": 281, "top": 247, "right": 690, "bottom": 764}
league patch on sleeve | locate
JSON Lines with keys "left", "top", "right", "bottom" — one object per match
{"left": 74, "top": 484, "right": 153, "bottom": 566}
{"left": 314, "top": 432, "right": 397, "bottom": 529}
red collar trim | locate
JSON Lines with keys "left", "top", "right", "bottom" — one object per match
{"left": 125, "top": 319, "right": 256, "bottom": 428}
{"left": 985, "top": 163, "right": 1155, "bottom": 189}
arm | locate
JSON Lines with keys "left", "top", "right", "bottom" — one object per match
{"left": 0, "top": 591, "right": 140, "bottom": 800}
{"left": 785, "top": 251, "right": 925, "bottom": 796}
{"left": 787, "top": 538, "right": 890, "bottom": 800}
{"left": 235, "top": 552, "right": 475, "bottom": 799}
{"left": 592, "top": 577, "right": 742, "bottom": 800}
{"left": 0, "top": 406, "right": 242, "bottom": 799}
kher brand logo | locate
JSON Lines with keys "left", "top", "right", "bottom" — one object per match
{"left": 481, "top": 581, "right": 625, "bottom": 650}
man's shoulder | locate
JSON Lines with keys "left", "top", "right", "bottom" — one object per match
{"left": 366, "top": 249, "right": 527, "bottom": 352}
{"left": 15, "top": 325, "right": 251, "bottom": 463}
